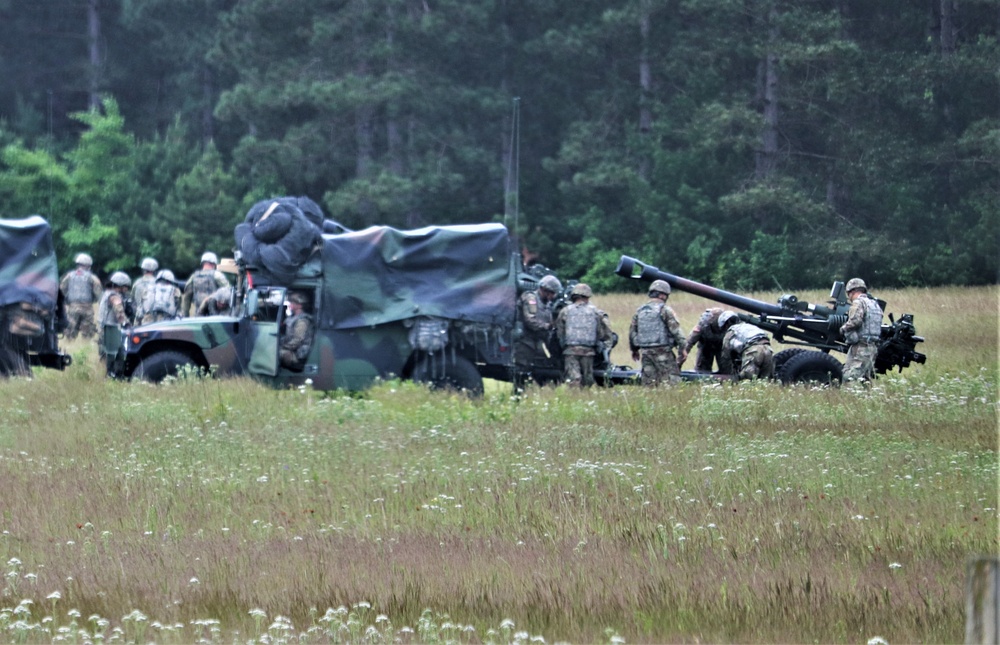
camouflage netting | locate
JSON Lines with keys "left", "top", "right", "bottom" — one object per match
{"left": 320, "top": 223, "right": 516, "bottom": 329}
{"left": 0, "top": 216, "right": 59, "bottom": 311}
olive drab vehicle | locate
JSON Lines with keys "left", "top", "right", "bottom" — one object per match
{"left": 615, "top": 255, "right": 927, "bottom": 384}
{"left": 123, "top": 220, "right": 530, "bottom": 393}
{"left": 0, "top": 216, "right": 71, "bottom": 377}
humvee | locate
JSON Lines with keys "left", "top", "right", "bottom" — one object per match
{"left": 0, "top": 216, "right": 71, "bottom": 377}
{"left": 124, "top": 222, "right": 630, "bottom": 393}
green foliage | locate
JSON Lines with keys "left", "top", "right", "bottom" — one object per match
{"left": 0, "top": 0, "right": 995, "bottom": 287}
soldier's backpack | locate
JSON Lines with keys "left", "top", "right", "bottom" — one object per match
{"left": 562, "top": 304, "right": 598, "bottom": 347}
{"left": 66, "top": 271, "right": 93, "bottom": 304}
{"left": 634, "top": 301, "right": 670, "bottom": 348}
{"left": 145, "top": 283, "right": 177, "bottom": 316}
{"left": 191, "top": 271, "right": 218, "bottom": 309}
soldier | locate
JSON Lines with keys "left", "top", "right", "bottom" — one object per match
{"left": 96, "top": 272, "right": 131, "bottom": 377}
{"left": 555, "top": 283, "right": 612, "bottom": 387}
{"left": 515, "top": 274, "right": 562, "bottom": 376}
{"left": 839, "top": 277, "right": 883, "bottom": 383}
{"left": 137, "top": 270, "right": 182, "bottom": 325}
{"left": 196, "top": 286, "right": 236, "bottom": 316}
{"left": 180, "top": 252, "right": 230, "bottom": 317}
{"left": 59, "top": 253, "right": 103, "bottom": 340}
{"left": 718, "top": 310, "right": 774, "bottom": 381}
{"left": 628, "top": 279, "right": 687, "bottom": 387}
{"left": 681, "top": 307, "right": 726, "bottom": 373}
{"left": 280, "top": 291, "right": 315, "bottom": 370}
{"left": 130, "top": 257, "right": 158, "bottom": 323}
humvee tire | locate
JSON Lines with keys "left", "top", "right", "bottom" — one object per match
{"left": 778, "top": 351, "right": 843, "bottom": 386}
{"left": 133, "top": 350, "right": 199, "bottom": 383}
{"left": 412, "top": 354, "right": 484, "bottom": 396}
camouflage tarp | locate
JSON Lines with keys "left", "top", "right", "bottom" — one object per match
{"left": 319, "top": 223, "right": 516, "bottom": 329}
{"left": 0, "top": 216, "right": 59, "bottom": 311}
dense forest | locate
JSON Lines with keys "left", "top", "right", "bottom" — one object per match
{"left": 0, "top": 0, "right": 996, "bottom": 290}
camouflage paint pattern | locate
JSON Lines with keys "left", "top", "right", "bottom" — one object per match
{"left": 0, "top": 217, "right": 68, "bottom": 374}
{"left": 125, "top": 223, "right": 519, "bottom": 392}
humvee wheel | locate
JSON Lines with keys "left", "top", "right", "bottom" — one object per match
{"left": 412, "top": 355, "right": 484, "bottom": 396}
{"left": 133, "top": 350, "right": 200, "bottom": 384}
{"left": 778, "top": 351, "right": 843, "bottom": 386}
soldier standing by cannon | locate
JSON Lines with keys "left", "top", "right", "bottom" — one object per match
{"left": 515, "top": 274, "right": 562, "bottom": 379}
{"left": 628, "top": 279, "right": 687, "bottom": 386}
{"left": 839, "top": 278, "right": 883, "bottom": 383}
{"left": 555, "top": 283, "right": 613, "bottom": 388}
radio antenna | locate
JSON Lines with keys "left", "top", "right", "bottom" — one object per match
{"left": 504, "top": 97, "right": 520, "bottom": 235}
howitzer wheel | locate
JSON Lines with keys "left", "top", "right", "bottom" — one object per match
{"left": 773, "top": 348, "right": 810, "bottom": 373}
{"left": 412, "top": 354, "right": 484, "bottom": 397}
{"left": 778, "top": 351, "right": 843, "bottom": 386}
{"left": 133, "top": 350, "right": 201, "bottom": 384}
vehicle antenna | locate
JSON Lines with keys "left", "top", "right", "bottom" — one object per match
{"left": 504, "top": 97, "right": 520, "bottom": 235}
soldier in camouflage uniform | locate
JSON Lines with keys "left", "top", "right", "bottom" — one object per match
{"left": 137, "top": 270, "right": 182, "bottom": 325}
{"left": 515, "top": 274, "right": 562, "bottom": 375}
{"left": 628, "top": 280, "right": 687, "bottom": 386}
{"left": 197, "top": 286, "right": 236, "bottom": 316}
{"left": 681, "top": 307, "right": 726, "bottom": 373}
{"left": 129, "top": 257, "right": 158, "bottom": 324}
{"left": 96, "top": 272, "right": 131, "bottom": 377}
{"left": 59, "top": 253, "right": 102, "bottom": 340}
{"left": 280, "top": 291, "right": 315, "bottom": 370}
{"left": 181, "top": 252, "right": 230, "bottom": 317}
{"left": 555, "top": 283, "right": 612, "bottom": 387}
{"left": 719, "top": 310, "right": 774, "bottom": 381}
{"left": 839, "top": 278, "right": 883, "bottom": 383}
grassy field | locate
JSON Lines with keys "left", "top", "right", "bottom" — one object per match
{"left": 0, "top": 286, "right": 995, "bottom": 643}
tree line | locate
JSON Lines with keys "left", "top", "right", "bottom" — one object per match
{"left": 0, "top": 0, "right": 996, "bottom": 290}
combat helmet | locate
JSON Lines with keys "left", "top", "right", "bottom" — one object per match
{"left": 75, "top": 253, "right": 93, "bottom": 267}
{"left": 287, "top": 291, "right": 309, "bottom": 305}
{"left": 538, "top": 275, "right": 562, "bottom": 293}
{"left": 570, "top": 283, "right": 592, "bottom": 299}
{"left": 718, "top": 310, "right": 739, "bottom": 328}
{"left": 648, "top": 279, "right": 671, "bottom": 297}
{"left": 845, "top": 277, "right": 867, "bottom": 293}
{"left": 140, "top": 257, "right": 159, "bottom": 272}
{"left": 201, "top": 252, "right": 219, "bottom": 265}
{"left": 155, "top": 269, "right": 176, "bottom": 283}
{"left": 109, "top": 271, "right": 132, "bottom": 287}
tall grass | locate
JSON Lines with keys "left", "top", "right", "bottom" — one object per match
{"left": 0, "top": 287, "right": 995, "bottom": 643}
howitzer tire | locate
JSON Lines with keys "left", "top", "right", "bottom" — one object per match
{"left": 778, "top": 351, "right": 843, "bottom": 386}
{"left": 133, "top": 350, "right": 200, "bottom": 384}
{"left": 773, "top": 348, "right": 810, "bottom": 373}
{"left": 412, "top": 354, "right": 484, "bottom": 396}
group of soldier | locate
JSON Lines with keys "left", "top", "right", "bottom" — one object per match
{"left": 59, "top": 251, "right": 233, "bottom": 376}
{"left": 516, "top": 274, "right": 884, "bottom": 387}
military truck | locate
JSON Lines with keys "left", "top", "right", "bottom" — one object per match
{"left": 0, "top": 216, "right": 71, "bottom": 377}
{"left": 123, "top": 222, "right": 536, "bottom": 393}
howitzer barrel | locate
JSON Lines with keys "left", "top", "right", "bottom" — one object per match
{"left": 615, "top": 256, "right": 787, "bottom": 318}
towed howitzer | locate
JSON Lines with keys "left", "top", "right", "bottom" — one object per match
{"left": 615, "top": 256, "right": 926, "bottom": 377}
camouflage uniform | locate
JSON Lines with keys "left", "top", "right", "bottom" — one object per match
{"left": 840, "top": 293, "right": 883, "bottom": 383}
{"left": 515, "top": 289, "right": 557, "bottom": 369}
{"left": 59, "top": 268, "right": 102, "bottom": 340}
{"left": 722, "top": 322, "right": 774, "bottom": 381}
{"left": 181, "top": 268, "right": 230, "bottom": 317}
{"left": 138, "top": 280, "right": 181, "bottom": 325}
{"left": 629, "top": 297, "right": 686, "bottom": 386}
{"left": 683, "top": 307, "right": 726, "bottom": 373}
{"left": 280, "top": 312, "right": 315, "bottom": 370}
{"left": 197, "top": 286, "right": 235, "bottom": 316}
{"left": 130, "top": 275, "right": 155, "bottom": 323}
{"left": 555, "top": 298, "right": 612, "bottom": 388}
{"left": 97, "top": 283, "right": 129, "bottom": 377}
